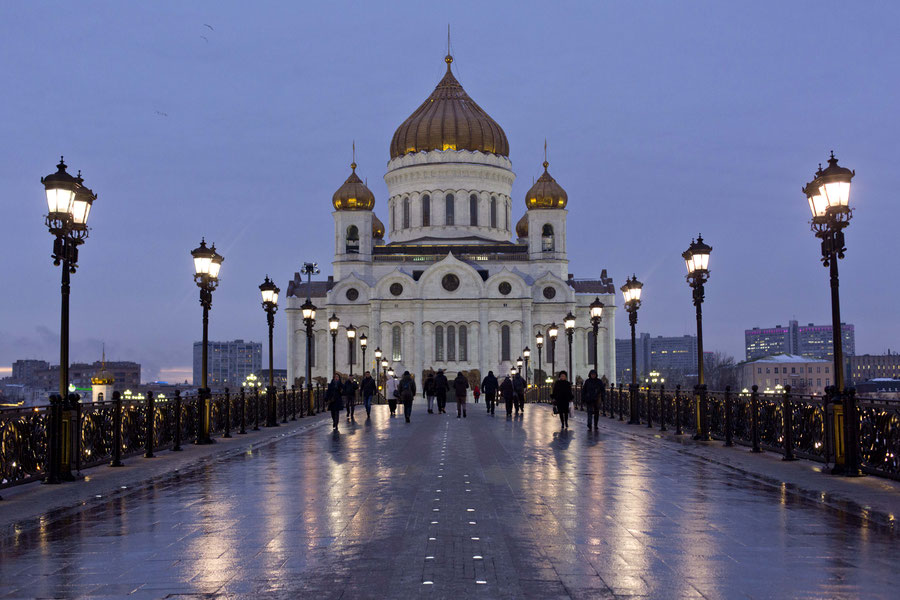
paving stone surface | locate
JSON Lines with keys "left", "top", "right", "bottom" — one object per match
{"left": 1, "top": 403, "right": 898, "bottom": 599}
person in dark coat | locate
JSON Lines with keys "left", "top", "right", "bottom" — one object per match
{"left": 360, "top": 371, "right": 377, "bottom": 418}
{"left": 424, "top": 372, "right": 436, "bottom": 414}
{"left": 434, "top": 369, "right": 449, "bottom": 414}
{"left": 581, "top": 369, "right": 604, "bottom": 430}
{"left": 399, "top": 371, "right": 416, "bottom": 422}
{"left": 512, "top": 371, "right": 526, "bottom": 415}
{"left": 343, "top": 376, "right": 359, "bottom": 420}
{"left": 551, "top": 370, "right": 574, "bottom": 429}
{"left": 499, "top": 375, "right": 514, "bottom": 417}
{"left": 481, "top": 371, "right": 499, "bottom": 415}
{"left": 326, "top": 374, "right": 344, "bottom": 430}
{"left": 453, "top": 372, "right": 469, "bottom": 418}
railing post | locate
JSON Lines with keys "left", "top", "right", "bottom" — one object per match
{"left": 750, "top": 385, "right": 762, "bottom": 453}
{"left": 223, "top": 388, "right": 232, "bottom": 438}
{"left": 646, "top": 386, "right": 653, "bottom": 428}
{"left": 145, "top": 391, "right": 155, "bottom": 458}
{"left": 74, "top": 398, "right": 83, "bottom": 476}
{"left": 783, "top": 385, "right": 796, "bottom": 461}
{"left": 239, "top": 388, "right": 247, "bottom": 434}
{"left": 110, "top": 391, "right": 124, "bottom": 466}
{"left": 659, "top": 384, "right": 667, "bottom": 432}
{"left": 618, "top": 384, "right": 624, "bottom": 421}
{"left": 282, "top": 385, "right": 288, "bottom": 423}
{"left": 675, "top": 385, "right": 683, "bottom": 435}
{"left": 724, "top": 386, "right": 734, "bottom": 447}
{"left": 291, "top": 385, "right": 298, "bottom": 420}
{"left": 173, "top": 390, "right": 183, "bottom": 451}
{"left": 253, "top": 387, "right": 260, "bottom": 430}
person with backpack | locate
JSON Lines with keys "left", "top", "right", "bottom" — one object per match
{"left": 551, "top": 370, "right": 574, "bottom": 429}
{"left": 343, "top": 375, "right": 359, "bottom": 421}
{"left": 453, "top": 372, "right": 469, "bottom": 418}
{"left": 512, "top": 370, "right": 526, "bottom": 415}
{"left": 360, "top": 371, "right": 377, "bottom": 419}
{"left": 326, "top": 374, "right": 344, "bottom": 430}
{"left": 399, "top": 371, "right": 416, "bottom": 423}
{"left": 581, "top": 369, "right": 604, "bottom": 430}
{"left": 386, "top": 373, "right": 398, "bottom": 416}
{"left": 473, "top": 384, "right": 480, "bottom": 404}
{"left": 481, "top": 371, "right": 499, "bottom": 415}
{"left": 499, "top": 374, "right": 514, "bottom": 417}
{"left": 424, "top": 371, "right": 436, "bottom": 414}
{"left": 433, "top": 369, "right": 449, "bottom": 414}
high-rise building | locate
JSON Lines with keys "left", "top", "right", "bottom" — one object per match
{"left": 847, "top": 352, "right": 900, "bottom": 385}
{"left": 745, "top": 320, "right": 854, "bottom": 361}
{"left": 615, "top": 333, "right": 698, "bottom": 382}
{"left": 193, "top": 339, "right": 261, "bottom": 389}
{"left": 11, "top": 359, "right": 50, "bottom": 383}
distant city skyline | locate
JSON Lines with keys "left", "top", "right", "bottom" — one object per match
{"left": 2, "top": 2, "right": 899, "bottom": 381}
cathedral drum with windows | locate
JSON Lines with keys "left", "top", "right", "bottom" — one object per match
{"left": 285, "top": 54, "right": 616, "bottom": 386}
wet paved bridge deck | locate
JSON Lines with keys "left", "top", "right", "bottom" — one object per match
{"left": 1, "top": 404, "right": 897, "bottom": 599}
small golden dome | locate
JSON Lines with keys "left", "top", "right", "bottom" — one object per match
{"left": 372, "top": 213, "right": 385, "bottom": 240}
{"left": 515, "top": 213, "right": 528, "bottom": 239}
{"left": 390, "top": 55, "right": 509, "bottom": 159}
{"left": 91, "top": 352, "right": 114, "bottom": 386}
{"left": 332, "top": 162, "right": 375, "bottom": 211}
{"left": 525, "top": 160, "right": 567, "bottom": 209}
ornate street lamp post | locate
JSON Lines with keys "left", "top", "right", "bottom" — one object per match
{"left": 381, "top": 358, "right": 389, "bottom": 400}
{"left": 564, "top": 312, "right": 576, "bottom": 382}
{"left": 803, "top": 153, "right": 858, "bottom": 475}
{"left": 548, "top": 324, "right": 558, "bottom": 380}
{"left": 191, "top": 239, "right": 223, "bottom": 444}
{"left": 346, "top": 324, "right": 356, "bottom": 377}
{"left": 259, "top": 276, "right": 280, "bottom": 427}
{"left": 590, "top": 297, "right": 604, "bottom": 375}
{"left": 41, "top": 157, "right": 96, "bottom": 483}
{"left": 329, "top": 314, "right": 340, "bottom": 376}
{"left": 374, "top": 347, "right": 383, "bottom": 391}
{"left": 535, "top": 332, "right": 544, "bottom": 395}
{"left": 516, "top": 357, "right": 524, "bottom": 381}
{"left": 301, "top": 262, "right": 319, "bottom": 414}
{"left": 359, "top": 334, "right": 367, "bottom": 379}
{"left": 683, "top": 236, "right": 711, "bottom": 440}
{"left": 621, "top": 275, "right": 643, "bottom": 425}
{"left": 523, "top": 347, "right": 531, "bottom": 386}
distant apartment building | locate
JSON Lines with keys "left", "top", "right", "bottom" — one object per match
{"left": 12, "top": 360, "right": 140, "bottom": 392}
{"left": 193, "top": 339, "right": 262, "bottom": 389}
{"left": 847, "top": 352, "right": 900, "bottom": 385}
{"left": 11, "top": 359, "right": 50, "bottom": 383}
{"left": 745, "top": 320, "right": 855, "bottom": 361}
{"left": 616, "top": 333, "right": 698, "bottom": 382}
{"left": 736, "top": 354, "right": 833, "bottom": 395}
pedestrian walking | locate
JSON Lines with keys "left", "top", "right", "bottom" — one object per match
{"left": 500, "top": 374, "right": 514, "bottom": 417}
{"left": 360, "top": 371, "right": 376, "bottom": 418}
{"left": 343, "top": 376, "right": 358, "bottom": 420}
{"left": 424, "top": 371, "right": 436, "bottom": 413}
{"left": 551, "top": 370, "right": 573, "bottom": 429}
{"left": 581, "top": 369, "right": 603, "bottom": 430}
{"left": 386, "top": 374, "right": 399, "bottom": 416}
{"left": 454, "top": 372, "right": 469, "bottom": 418}
{"left": 473, "top": 384, "right": 480, "bottom": 404}
{"left": 481, "top": 370, "right": 498, "bottom": 415}
{"left": 513, "top": 371, "right": 526, "bottom": 415}
{"left": 326, "top": 374, "right": 344, "bottom": 430}
{"left": 434, "top": 369, "right": 449, "bottom": 414}
{"left": 399, "top": 371, "right": 416, "bottom": 423}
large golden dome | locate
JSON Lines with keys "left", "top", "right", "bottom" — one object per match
{"left": 525, "top": 160, "right": 567, "bottom": 209}
{"left": 332, "top": 162, "right": 375, "bottom": 211}
{"left": 390, "top": 55, "right": 509, "bottom": 159}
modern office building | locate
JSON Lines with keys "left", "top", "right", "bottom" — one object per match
{"left": 736, "top": 354, "right": 833, "bottom": 395}
{"left": 847, "top": 352, "right": 900, "bottom": 385}
{"left": 193, "top": 339, "right": 262, "bottom": 389}
{"left": 745, "top": 320, "right": 855, "bottom": 361}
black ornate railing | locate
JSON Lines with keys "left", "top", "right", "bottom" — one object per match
{"left": 526, "top": 382, "right": 900, "bottom": 481}
{"left": 1, "top": 384, "right": 328, "bottom": 492}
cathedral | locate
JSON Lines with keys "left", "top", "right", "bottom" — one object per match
{"left": 285, "top": 54, "right": 616, "bottom": 386}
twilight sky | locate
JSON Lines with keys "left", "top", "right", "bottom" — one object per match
{"left": 2, "top": 1, "right": 899, "bottom": 383}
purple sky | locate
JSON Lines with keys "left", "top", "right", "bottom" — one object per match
{"left": 2, "top": 2, "right": 898, "bottom": 383}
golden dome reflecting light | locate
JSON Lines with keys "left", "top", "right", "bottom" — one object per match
{"left": 525, "top": 146, "right": 568, "bottom": 209}
{"left": 332, "top": 146, "right": 376, "bottom": 211}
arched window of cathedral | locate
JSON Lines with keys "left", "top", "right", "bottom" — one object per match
{"left": 542, "top": 224, "right": 555, "bottom": 252}
{"left": 447, "top": 325, "right": 456, "bottom": 361}
{"left": 402, "top": 197, "right": 410, "bottom": 229}
{"left": 445, "top": 193, "right": 455, "bottom": 226}
{"left": 392, "top": 326, "right": 402, "bottom": 361}
{"left": 587, "top": 329, "right": 597, "bottom": 367}
{"left": 435, "top": 325, "right": 444, "bottom": 361}
{"left": 490, "top": 196, "right": 497, "bottom": 228}
{"left": 469, "top": 194, "right": 478, "bottom": 226}
{"left": 345, "top": 225, "right": 359, "bottom": 254}
{"left": 422, "top": 194, "right": 431, "bottom": 226}
{"left": 501, "top": 325, "right": 511, "bottom": 362}
{"left": 459, "top": 325, "right": 468, "bottom": 361}
{"left": 504, "top": 199, "right": 509, "bottom": 230}
{"left": 392, "top": 201, "right": 398, "bottom": 231}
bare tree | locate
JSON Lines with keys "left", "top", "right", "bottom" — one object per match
{"left": 704, "top": 351, "right": 737, "bottom": 390}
